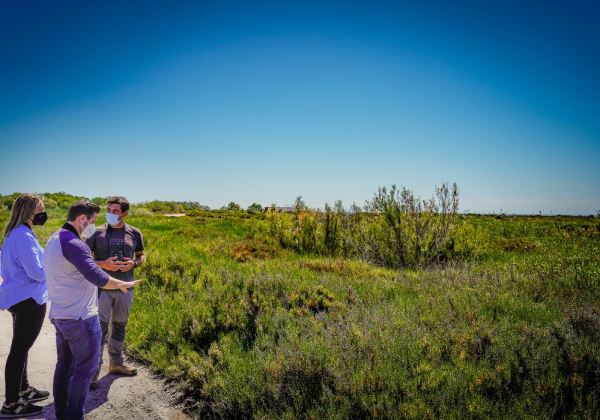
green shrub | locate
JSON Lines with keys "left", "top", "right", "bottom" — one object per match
{"left": 267, "top": 183, "right": 463, "bottom": 269}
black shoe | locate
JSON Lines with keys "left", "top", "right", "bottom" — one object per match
{"left": 19, "top": 386, "right": 50, "bottom": 403}
{"left": 89, "top": 370, "right": 100, "bottom": 390}
{"left": 0, "top": 398, "right": 43, "bottom": 418}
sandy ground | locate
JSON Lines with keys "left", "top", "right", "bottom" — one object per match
{"left": 0, "top": 308, "right": 190, "bottom": 420}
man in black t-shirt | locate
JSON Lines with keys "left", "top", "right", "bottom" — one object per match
{"left": 86, "top": 196, "right": 145, "bottom": 387}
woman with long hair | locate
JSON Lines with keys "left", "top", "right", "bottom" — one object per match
{"left": 0, "top": 193, "right": 50, "bottom": 417}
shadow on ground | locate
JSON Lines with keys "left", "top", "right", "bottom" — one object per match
{"left": 31, "top": 374, "right": 122, "bottom": 420}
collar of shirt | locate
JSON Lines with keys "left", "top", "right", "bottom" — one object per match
{"left": 21, "top": 223, "right": 32, "bottom": 231}
{"left": 107, "top": 223, "right": 126, "bottom": 232}
{"left": 62, "top": 222, "right": 80, "bottom": 238}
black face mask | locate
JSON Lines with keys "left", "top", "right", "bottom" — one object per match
{"left": 32, "top": 211, "right": 48, "bottom": 226}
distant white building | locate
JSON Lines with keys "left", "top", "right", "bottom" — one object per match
{"left": 265, "top": 206, "right": 295, "bottom": 213}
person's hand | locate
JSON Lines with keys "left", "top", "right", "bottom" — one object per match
{"left": 119, "top": 257, "right": 136, "bottom": 273}
{"left": 100, "top": 256, "right": 121, "bottom": 272}
{"left": 118, "top": 279, "right": 141, "bottom": 293}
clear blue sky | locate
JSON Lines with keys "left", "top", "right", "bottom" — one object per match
{"left": 1, "top": 1, "right": 599, "bottom": 214}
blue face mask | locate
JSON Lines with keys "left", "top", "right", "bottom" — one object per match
{"left": 106, "top": 213, "right": 120, "bottom": 226}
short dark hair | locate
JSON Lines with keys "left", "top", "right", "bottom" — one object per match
{"left": 67, "top": 200, "right": 100, "bottom": 221}
{"left": 107, "top": 196, "right": 129, "bottom": 213}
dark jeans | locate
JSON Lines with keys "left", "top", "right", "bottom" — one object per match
{"left": 51, "top": 316, "right": 101, "bottom": 420}
{"left": 4, "top": 298, "right": 46, "bottom": 403}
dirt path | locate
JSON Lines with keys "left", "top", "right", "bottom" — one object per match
{"left": 0, "top": 308, "right": 190, "bottom": 420}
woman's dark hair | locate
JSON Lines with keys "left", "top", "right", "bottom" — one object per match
{"left": 67, "top": 200, "right": 100, "bottom": 221}
{"left": 107, "top": 196, "right": 129, "bottom": 213}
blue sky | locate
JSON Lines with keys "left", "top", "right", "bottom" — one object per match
{"left": 1, "top": 1, "right": 599, "bottom": 214}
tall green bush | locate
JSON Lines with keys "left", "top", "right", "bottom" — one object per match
{"left": 266, "top": 183, "right": 461, "bottom": 268}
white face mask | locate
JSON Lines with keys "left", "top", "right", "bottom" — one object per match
{"left": 82, "top": 221, "right": 96, "bottom": 239}
{"left": 106, "top": 213, "right": 120, "bottom": 226}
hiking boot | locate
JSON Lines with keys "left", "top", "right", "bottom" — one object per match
{"left": 1, "top": 398, "right": 43, "bottom": 418}
{"left": 109, "top": 363, "right": 137, "bottom": 376}
{"left": 89, "top": 370, "right": 100, "bottom": 390}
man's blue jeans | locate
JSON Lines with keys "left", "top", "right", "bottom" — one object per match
{"left": 51, "top": 316, "right": 101, "bottom": 420}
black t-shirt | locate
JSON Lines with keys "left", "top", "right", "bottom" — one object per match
{"left": 86, "top": 223, "right": 144, "bottom": 282}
